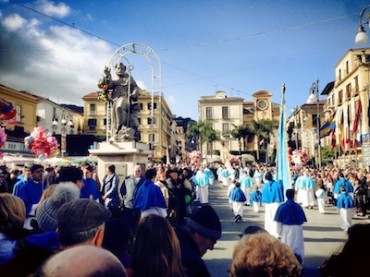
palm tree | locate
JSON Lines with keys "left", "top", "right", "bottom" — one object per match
{"left": 252, "top": 119, "right": 275, "bottom": 162}
{"left": 186, "top": 120, "right": 218, "bottom": 155}
{"left": 230, "top": 124, "right": 255, "bottom": 154}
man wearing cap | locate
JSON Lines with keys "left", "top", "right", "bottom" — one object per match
{"left": 0, "top": 199, "right": 111, "bottom": 276}
{"left": 57, "top": 199, "right": 111, "bottom": 248}
{"left": 176, "top": 204, "right": 222, "bottom": 277}
{"left": 18, "top": 164, "right": 45, "bottom": 229}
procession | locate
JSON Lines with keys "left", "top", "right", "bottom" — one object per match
{"left": 2, "top": 1, "right": 370, "bottom": 277}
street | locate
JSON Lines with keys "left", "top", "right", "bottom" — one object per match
{"left": 203, "top": 182, "right": 369, "bottom": 277}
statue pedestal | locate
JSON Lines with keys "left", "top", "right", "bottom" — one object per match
{"left": 89, "top": 141, "right": 150, "bottom": 185}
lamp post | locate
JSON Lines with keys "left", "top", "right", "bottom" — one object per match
{"left": 52, "top": 112, "right": 74, "bottom": 158}
{"left": 306, "top": 79, "right": 321, "bottom": 169}
{"left": 355, "top": 5, "right": 370, "bottom": 44}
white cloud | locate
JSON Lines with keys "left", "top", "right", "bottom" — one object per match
{"left": 0, "top": 11, "right": 113, "bottom": 106}
{"left": 2, "top": 13, "right": 27, "bottom": 31}
{"left": 35, "top": 0, "right": 71, "bottom": 18}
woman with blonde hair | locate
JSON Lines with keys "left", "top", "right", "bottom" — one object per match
{"left": 230, "top": 233, "right": 301, "bottom": 277}
{"left": 0, "top": 193, "right": 28, "bottom": 265}
{"left": 128, "top": 214, "right": 186, "bottom": 277}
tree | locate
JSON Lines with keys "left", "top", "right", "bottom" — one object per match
{"left": 252, "top": 119, "right": 276, "bottom": 162}
{"left": 186, "top": 120, "right": 218, "bottom": 155}
{"left": 230, "top": 124, "right": 255, "bottom": 154}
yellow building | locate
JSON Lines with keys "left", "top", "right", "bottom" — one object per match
{"left": 329, "top": 48, "right": 370, "bottom": 167}
{"left": 0, "top": 85, "right": 38, "bottom": 154}
{"left": 198, "top": 90, "right": 280, "bottom": 162}
{"left": 81, "top": 90, "right": 175, "bottom": 161}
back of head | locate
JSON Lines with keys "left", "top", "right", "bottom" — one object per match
{"left": 58, "top": 166, "right": 83, "bottom": 184}
{"left": 131, "top": 215, "right": 184, "bottom": 277}
{"left": 187, "top": 205, "right": 222, "bottom": 240}
{"left": 265, "top": 172, "right": 273, "bottom": 181}
{"left": 57, "top": 199, "right": 111, "bottom": 247}
{"left": 230, "top": 233, "right": 301, "bottom": 277}
{"left": 0, "top": 193, "right": 26, "bottom": 237}
{"left": 36, "top": 183, "right": 80, "bottom": 232}
{"left": 286, "top": 189, "right": 295, "bottom": 200}
{"left": 145, "top": 168, "right": 157, "bottom": 180}
{"left": 35, "top": 245, "right": 126, "bottom": 277}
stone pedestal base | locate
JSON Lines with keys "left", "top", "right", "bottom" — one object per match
{"left": 89, "top": 141, "right": 150, "bottom": 185}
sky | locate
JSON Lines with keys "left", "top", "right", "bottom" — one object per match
{"left": 0, "top": 0, "right": 368, "bottom": 120}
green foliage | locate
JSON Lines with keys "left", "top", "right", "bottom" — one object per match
{"left": 212, "top": 149, "right": 220, "bottom": 155}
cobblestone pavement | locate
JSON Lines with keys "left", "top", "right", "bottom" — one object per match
{"left": 202, "top": 182, "right": 370, "bottom": 277}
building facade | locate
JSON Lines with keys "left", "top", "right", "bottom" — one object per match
{"left": 198, "top": 90, "right": 280, "bottom": 162}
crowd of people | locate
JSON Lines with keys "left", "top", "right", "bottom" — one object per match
{"left": 1, "top": 159, "right": 370, "bottom": 276}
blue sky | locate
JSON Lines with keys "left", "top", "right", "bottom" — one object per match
{"left": 0, "top": 0, "right": 368, "bottom": 119}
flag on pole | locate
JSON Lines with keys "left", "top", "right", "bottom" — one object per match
{"left": 276, "top": 84, "right": 291, "bottom": 195}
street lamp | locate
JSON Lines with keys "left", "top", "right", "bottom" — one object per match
{"left": 52, "top": 111, "right": 74, "bottom": 158}
{"left": 306, "top": 79, "right": 321, "bottom": 169}
{"left": 355, "top": 5, "right": 370, "bottom": 44}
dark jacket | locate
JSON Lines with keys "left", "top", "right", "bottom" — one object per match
{"left": 175, "top": 227, "right": 210, "bottom": 277}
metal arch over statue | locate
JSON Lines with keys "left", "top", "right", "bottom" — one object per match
{"left": 97, "top": 42, "right": 162, "bottom": 143}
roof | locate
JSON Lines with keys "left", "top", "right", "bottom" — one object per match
{"left": 321, "top": 81, "right": 334, "bottom": 95}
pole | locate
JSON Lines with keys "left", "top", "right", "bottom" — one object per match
{"left": 315, "top": 80, "right": 322, "bottom": 169}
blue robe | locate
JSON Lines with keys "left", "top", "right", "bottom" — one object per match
{"left": 18, "top": 179, "right": 44, "bottom": 214}
{"left": 230, "top": 187, "right": 246, "bottom": 202}
{"left": 274, "top": 199, "right": 307, "bottom": 225}
{"left": 336, "top": 192, "right": 355, "bottom": 209}
{"left": 81, "top": 178, "right": 100, "bottom": 200}
{"left": 262, "top": 180, "right": 284, "bottom": 203}
{"left": 250, "top": 190, "right": 262, "bottom": 204}
{"left": 133, "top": 179, "right": 167, "bottom": 210}
{"left": 334, "top": 178, "right": 353, "bottom": 194}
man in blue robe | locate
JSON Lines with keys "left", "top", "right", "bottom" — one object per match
{"left": 275, "top": 189, "right": 307, "bottom": 264}
{"left": 261, "top": 171, "right": 284, "bottom": 238}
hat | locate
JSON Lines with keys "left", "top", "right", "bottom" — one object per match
{"left": 59, "top": 166, "right": 83, "bottom": 183}
{"left": 36, "top": 183, "right": 80, "bottom": 232}
{"left": 187, "top": 205, "right": 221, "bottom": 240}
{"left": 57, "top": 199, "right": 111, "bottom": 235}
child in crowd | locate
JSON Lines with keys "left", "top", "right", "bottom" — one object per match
{"left": 230, "top": 181, "right": 246, "bottom": 223}
{"left": 239, "top": 169, "right": 253, "bottom": 206}
{"left": 315, "top": 184, "right": 327, "bottom": 214}
{"left": 250, "top": 185, "right": 262, "bottom": 212}
{"left": 336, "top": 186, "right": 355, "bottom": 232}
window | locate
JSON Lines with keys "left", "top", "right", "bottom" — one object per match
{"left": 90, "top": 104, "right": 96, "bottom": 115}
{"left": 206, "top": 107, "right": 212, "bottom": 120}
{"left": 147, "top": 102, "right": 157, "bottom": 110}
{"left": 53, "top": 107, "right": 56, "bottom": 120}
{"left": 354, "top": 76, "right": 359, "bottom": 94}
{"left": 149, "top": 133, "right": 155, "bottom": 142}
{"left": 346, "top": 84, "right": 351, "bottom": 99}
{"left": 15, "top": 105, "right": 21, "bottom": 122}
{"left": 138, "top": 118, "right": 141, "bottom": 124}
{"left": 139, "top": 103, "right": 143, "bottom": 110}
{"left": 312, "top": 114, "right": 320, "bottom": 127}
{"left": 346, "top": 61, "right": 349, "bottom": 74}
{"left": 148, "top": 117, "right": 156, "bottom": 124}
{"left": 337, "top": 90, "right": 343, "bottom": 105}
{"left": 338, "top": 69, "right": 342, "bottom": 81}
{"left": 88, "top": 118, "right": 97, "bottom": 130}
{"left": 222, "top": 106, "right": 229, "bottom": 119}
{"left": 222, "top": 123, "right": 230, "bottom": 137}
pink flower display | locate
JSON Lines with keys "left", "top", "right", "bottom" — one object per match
{"left": 24, "top": 127, "right": 60, "bottom": 159}
{"left": 0, "top": 98, "right": 16, "bottom": 157}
